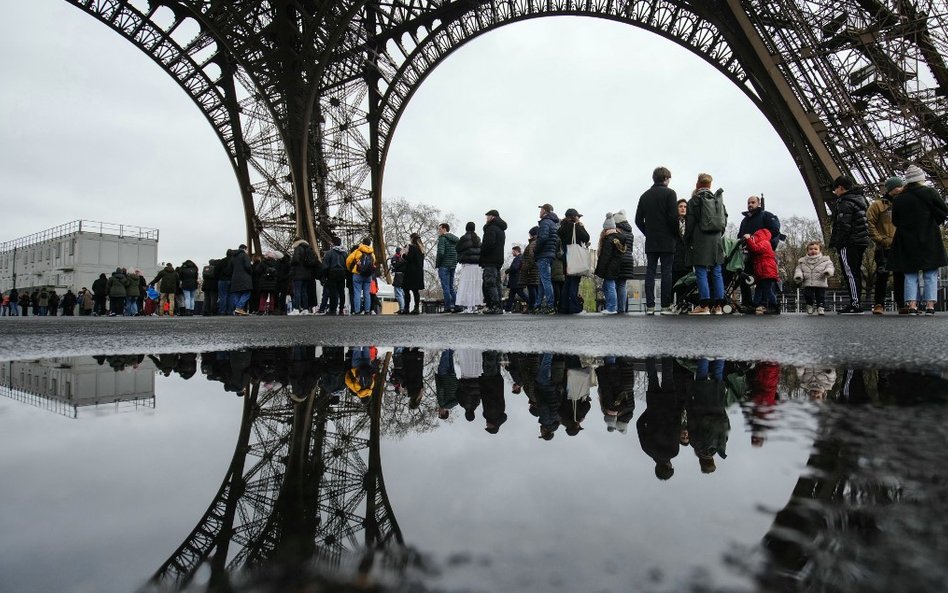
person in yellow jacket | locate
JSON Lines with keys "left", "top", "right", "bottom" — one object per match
{"left": 345, "top": 346, "right": 377, "bottom": 398}
{"left": 867, "top": 176, "right": 905, "bottom": 314}
{"left": 346, "top": 237, "right": 377, "bottom": 315}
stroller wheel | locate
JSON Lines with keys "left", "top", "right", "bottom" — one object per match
{"left": 743, "top": 274, "right": 755, "bottom": 286}
{"left": 722, "top": 304, "right": 734, "bottom": 314}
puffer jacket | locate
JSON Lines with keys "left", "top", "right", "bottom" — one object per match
{"left": 151, "top": 265, "right": 180, "bottom": 294}
{"left": 793, "top": 254, "right": 835, "bottom": 288}
{"left": 536, "top": 212, "right": 560, "bottom": 260}
{"left": 829, "top": 188, "right": 870, "bottom": 248}
{"left": 345, "top": 244, "right": 376, "bottom": 275}
{"left": 744, "top": 229, "right": 779, "bottom": 281}
{"left": 796, "top": 367, "right": 837, "bottom": 394}
{"left": 867, "top": 194, "right": 896, "bottom": 249}
{"left": 125, "top": 271, "right": 142, "bottom": 298}
{"left": 480, "top": 216, "right": 508, "bottom": 267}
{"left": 456, "top": 231, "right": 481, "bottom": 265}
{"left": 616, "top": 221, "right": 636, "bottom": 280}
{"left": 519, "top": 238, "right": 539, "bottom": 287}
{"left": 435, "top": 233, "right": 460, "bottom": 269}
{"left": 178, "top": 260, "right": 199, "bottom": 291}
{"left": 108, "top": 270, "right": 128, "bottom": 297}
{"left": 594, "top": 229, "right": 625, "bottom": 280}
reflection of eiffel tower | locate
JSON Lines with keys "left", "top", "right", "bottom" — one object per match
{"left": 148, "top": 354, "right": 402, "bottom": 591}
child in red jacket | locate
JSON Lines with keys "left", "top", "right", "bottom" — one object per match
{"left": 744, "top": 228, "right": 780, "bottom": 315}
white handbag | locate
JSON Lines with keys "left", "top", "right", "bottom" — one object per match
{"left": 565, "top": 223, "right": 591, "bottom": 276}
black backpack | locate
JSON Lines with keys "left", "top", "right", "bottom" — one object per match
{"left": 356, "top": 252, "right": 375, "bottom": 276}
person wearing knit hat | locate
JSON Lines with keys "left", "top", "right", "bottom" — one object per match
{"left": 891, "top": 164, "right": 948, "bottom": 315}
{"left": 520, "top": 227, "right": 540, "bottom": 312}
{"left": 595, "top": 213, "right": 624, "bottom": 314}
{"left": 868, "top": 176, "right": 906, "bottom": 314}
{"left": 612, "top": 209, "right": 636, "bottom": 313}
{"left": 613, "top": 210, "right": 628, "bottom": 225}
{"left": 903, "top": 164, "right": 926, "bottom": 184}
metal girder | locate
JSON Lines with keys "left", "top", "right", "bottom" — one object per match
{"left": 64, "top": 0, "right": 948, "bottom": 258}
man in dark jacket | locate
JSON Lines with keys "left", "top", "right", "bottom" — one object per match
{"left": 535, "top": 204, "right": 560, "bottom": 313}
{"left": 503, "top": 245, "right": 528, "bottom": 312}
{"left": 480, "top": 209, "right": 507, "bottom": 314}
{"left": 635, "top": 166, "right": 679, "bottom": 314}
{"left": 736, "top": 195, "right": 782, "bottom": 311}
{"left": 215, "top": 250, "right": 234, "bottom": 315}
{"left": 290, "top": 237, "right": 316, "bottom": 313}
{"left": 229, "top": 244, "right": 254, "bottom": 315}
{"left": 557, "top": 207, "right": 590, "bottom": 314}
{"left": 177, "top": 260, "right": 200, "bottom": 316}
{"left": 827, "top": 175, "right": 870, "bottom": 314}
{"left": 436, "top": 223, "right": 460, "bottom": 313}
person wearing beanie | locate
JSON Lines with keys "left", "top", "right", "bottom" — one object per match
{"left": 612, "top": 209, "right": 637, "bottom": 312}
{"left": 827, "top": 174, "right": 870, "bottom": 314}
{"left": 557, "top": 207, "right": 590, "bottom": 314}
{"left": 594, "top": 213, "right": 625, "bottom": 314}
{"left": 890, "top": 164, "right": 948, "bottom": 316}
{"left": 867, "top": 176, "right": 905, "bottom": 314}
{"left": 518, "top": 227, "right": 540, "bottom": 313}
{"left": 455, "top": 221, "right": 484, "bottom": 313}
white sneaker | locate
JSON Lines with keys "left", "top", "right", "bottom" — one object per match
{"left": 287, "top": 310, "right": 298, "bottom": 316}
{"left": 600, "top": 310, "right": 618, "bottom": 315}
{"left": 817, "top": 307, "right": 825, "bottom": 316}
{"left": 660, "top": 307, "right": 676, "bottom": 316}
{"left": 645, "top": 307, "right": 656, "bottom": 316}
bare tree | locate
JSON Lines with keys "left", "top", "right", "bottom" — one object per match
{"left": 382, "top": 198, "right": 458, "bottom": 295}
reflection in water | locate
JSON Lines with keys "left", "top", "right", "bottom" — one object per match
{"left": 2, "top": 348, "right": 948, "bottom": 593}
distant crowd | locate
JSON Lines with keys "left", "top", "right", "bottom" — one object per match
{"left": 3, "top": 164, "right": 945, "bottom": 318}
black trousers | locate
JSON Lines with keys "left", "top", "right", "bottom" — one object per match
{"left": 803, "top": 287, "right": 826, "bottom": 307}
{"left": 872, "top": 248, "right": 904, "bottom": 307}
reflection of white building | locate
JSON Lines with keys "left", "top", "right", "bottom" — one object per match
{"left": 0, "top": 357, "right": 156, "bottom": 418}
{"left": 0, "top": 220, "right": 158, "bottom": 294}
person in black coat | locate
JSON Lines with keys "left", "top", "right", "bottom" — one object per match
{"left": 480, "top": 351, "right": 507, "bottom": 433}
{"left": 671, "top": 199, "right": 691, "bottom": 309}
{"left": 60, "top": 290, "right": 77, "bottom": 316}
{"left": 736, "top": 195, "right": 782, "bottom": 310}
{"left": 635, "top": 166, "right": 679, "bottom": 313}
{"left": 202, "top": 260, "right": 218, "bottom": 316}
{"left": 481, "top": 210, "right": 508, "bottom": 313}
{"left": 890, "top": 165, "right": 948, "bottom": 314}
{"left": 556, "top": 208, "right": 590, "bottom": 314}
{"left": 177, "top": 260, "right": 200, "bottom": 315}
{"left": 92, "top": 273, "right": 108, "bottom": 316}
{"left": 215, "top": 250, "right": 235, "bottom": 315}
{"left": 637, "top": 358, "right": 683, "bottom": 480}
{"left": 403, "top": 234, "right": 426, "bottom": 314}
{"left": 827, "top": 175, "right": 870, "bottom": 314}
{"left": 229, "top": 244, "right": 254, "bottom": 315}
{"left": 503, "top": 245, "right": 528, "bottom": 312}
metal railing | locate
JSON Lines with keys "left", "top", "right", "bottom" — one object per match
{"left": 0, "top": 220, "right": 159, "bottom": 252}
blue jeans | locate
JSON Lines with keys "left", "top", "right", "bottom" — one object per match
{"left": 394, "top": 286, "right": 405, "bottom": 311}
{"left": 694, "top": 264, "right": 724, "bottom": 303}
{"left": 696, "top": 357, "right": 725, "bottom": 381}
{"left": 602, "top": 278, "right": 618, "bottom": 312}
{"left": 645, "top": 252, "right": 674, "bottom": 308}
{"left": 616, "top": 280, "right": 627, "bottom": 312}
{"left": 292, "top": 279, "right": 308, "bottom": 311}
{"left": 352, "top": 274, "right": 372, "bottom": 313}
{"left": 905, "top": 269, "right": 939, "bottom": 303}
{"left": 182, "top": 289, "right": 195, "bottom": 311}
{"left": 536, "top": 257, "right": 554, "bottom": 308}
{"left": 438, "top": 267, "right": 456, "bottom": 310}
{"left": 217, "top": 280, "right": 231, "bottom": 315}
{"left": 230, "top": 290, "right": 250, "bottom": 312}
{"left": 125, "top": 299, "right": 139, "bottom": 316}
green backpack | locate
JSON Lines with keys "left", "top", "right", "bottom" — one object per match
{"left": 699, "top": 189, "right": 727, "bottom": 233}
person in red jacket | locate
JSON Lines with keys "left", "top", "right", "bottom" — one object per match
{"left": 744, "top": 228, "right": 780, "bottom": 315}
{"left": 746, "top": 362, "right": 780, "bottom": 447}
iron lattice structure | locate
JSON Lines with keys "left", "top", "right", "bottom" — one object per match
{"left": 145, "top": 363, "right": 404, "bottom": 592}
{"left": 62, "top": 1, "right": 948, "bottom": 255}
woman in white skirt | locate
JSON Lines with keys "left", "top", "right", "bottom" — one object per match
{"left": 455, "top": 222, "right": 483, "bottom": 313}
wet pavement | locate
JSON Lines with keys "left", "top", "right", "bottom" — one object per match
{"left": 1, "top": 345, "right": 947, "bottom": 593}
{"left": 2, "top": 314, "right": 948, "bottom": 369}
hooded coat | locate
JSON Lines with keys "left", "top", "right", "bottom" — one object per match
{"left": 890, "top": 182, "right": 948, "bottom": 272}
{"left": 793, "top": 253, "right": 834, "bottom": 288}
{"left": 519, "top": 237, "right": 539, "bottom": 287}
{"left": 125, "top": 271, "right": 142, "bottom": 298}
{"left": 151, "top": 265, "right": 180, "bottom": 294}
{"left": 480, "top": 216, "right": 508, "bottom": 267}
{"left": 436, "top": 232, "right": 460, "bottom": 269}
{"left": 685, "top": 188, "right": 727, "bottom": 266}
{"left": 594, "top": 229, "right": 625, "bottom": 280}
{"left": 177, "top": 260, "right": 199, "bottom": 291}
{"left": 92, "top": 274, "right": 108, "bottom": 298}
{"left": 744, "top": 229, "right": 779, "bottom": 281}
{"left": 291, "top": 240, "right": 315, "bottom": 281}
{"left": 828, "top": 188, "right": 870, "bottom": 248}
{"left": 230, "top": 249, "right": 254, "bottom": 292}
{"left": 402, "top": 244, "right": 424, "bottom": 290}
{"left": 108, "top": 269, "right": 128, "bottom": 297}
{"left": 615, "top": 221, "right": 637, "bottom": 280}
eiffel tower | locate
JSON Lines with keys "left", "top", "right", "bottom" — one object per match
{"left": 63, "top": 1, "right": 948, "bottom": 259}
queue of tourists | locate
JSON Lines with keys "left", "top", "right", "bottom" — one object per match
{"left": 2, "top": 164, "right": 944, "bottom": 318}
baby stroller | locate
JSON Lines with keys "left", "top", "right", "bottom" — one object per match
{"left": 673, "top": 237, "right": 753, "bottom": 314}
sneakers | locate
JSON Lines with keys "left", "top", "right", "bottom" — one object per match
{"left": 234, "top": 308, "right": 249, "bottom": 316}
{"left": 806, "top": 305, "right": 815, "bottom": 315}
{"left": 710, "top": 305, "right": 723, "bottom": 315}
{"left": 660, "top": 307, "right": 676, "bottom": 316}
{"left": 817, "top": 307, "right": 825, "bottom": 316}
{"left": 689, "top": 305, "right": 711, "bottom": 315}
{"left": 755, "top": 306, "right": 766, "bottom": 316}
{"left": 872, "top": 304, "right": 884, "bottom": 315}
{"left": 600, "top": 310, "right": 618, "bottom": 315}
{"left": 645, "top": 306, "right": 656, "bottom": 316}
{"left": 837, "top": 305, "right": 865, "bottom": 315}
{"left": 925, "top": 308, "right": 935, "bottom": 316}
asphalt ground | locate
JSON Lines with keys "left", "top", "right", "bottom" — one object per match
{"left": 1, "top": 312, "right": 946, "bottom": 369}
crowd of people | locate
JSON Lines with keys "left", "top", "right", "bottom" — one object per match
{"left": 3, "top": 165, "right": 944, "bottom": 318}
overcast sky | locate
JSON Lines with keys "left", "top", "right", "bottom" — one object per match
{"left": 1, "top": 2, "right": 812, "bottom": 266}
